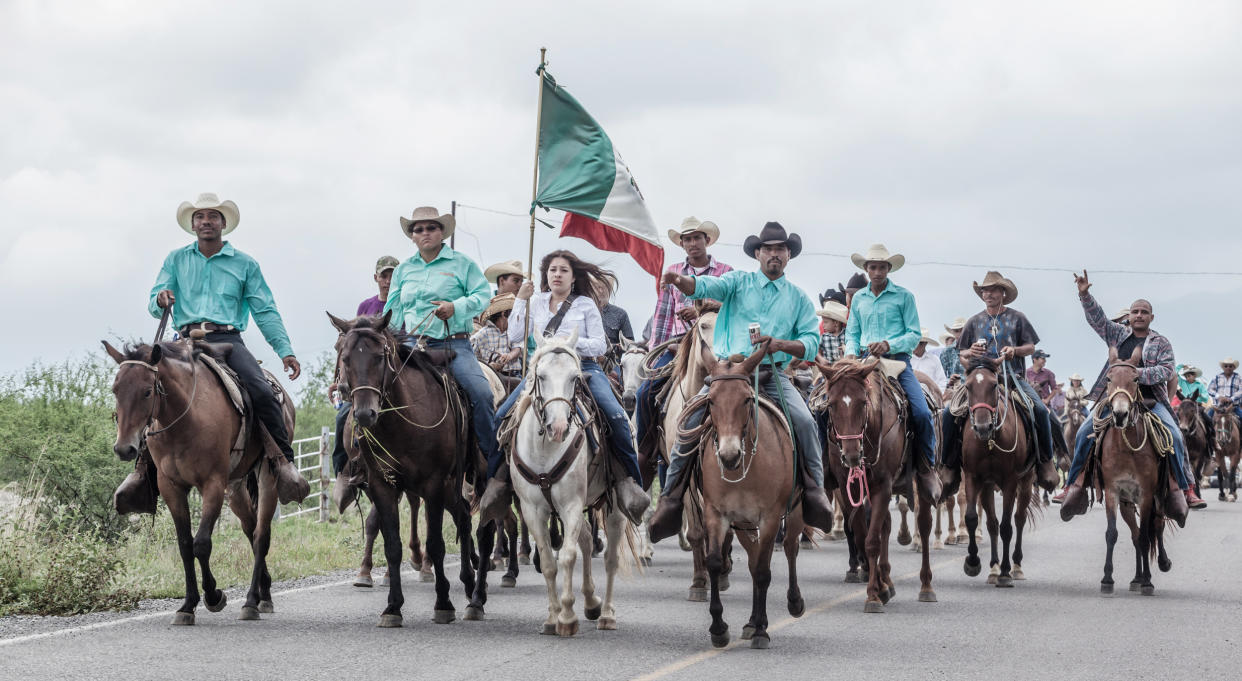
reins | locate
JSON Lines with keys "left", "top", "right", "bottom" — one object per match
{"left": 119, "top": 354, "right": 199, "bottom": 442}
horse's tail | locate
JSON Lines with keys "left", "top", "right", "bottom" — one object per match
{"left": 592, "top": 507, "right": 645, "bottom": 576}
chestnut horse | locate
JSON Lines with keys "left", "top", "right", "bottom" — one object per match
{"left": 330, "top": 312, "right": 491, "bottom": 627}
{"left": 104, "top": 340, "right": 285, "bottom": 625}
{"left": 1213, "top": 408, "right": 1240, "bottom": 502}
{"left": 959, "top": 358, "right": 1040, "bottom": 588}
{"left": 814, "top": 356, "right": 937, "bottom": 611}
{"left": 695, "top": 341, "right": 804, "bottom": 649}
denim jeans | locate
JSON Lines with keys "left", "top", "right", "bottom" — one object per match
{"left": 332, "top": 400, "right": 350, "bottom": 475}
{"left": 892, "top": 355, "right": 937, "bottom": 468}
{"left": 405, "top": 337, "right": 500, "bottom": 478}
{"left": 496, "top": 360, "right": 643, "bottom": 484}
{"left": 634, "top": 349, "right": 675, "bottom": 452}
{"left": 1067, "top": 402, "right": 1189, "bottom": 489}
{"left": 1014, "top": 378, "right": 1055, "bottom": 462}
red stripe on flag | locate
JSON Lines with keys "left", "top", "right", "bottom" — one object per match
{"left": 559, "top": 213, "right": 664, "bottom": 279}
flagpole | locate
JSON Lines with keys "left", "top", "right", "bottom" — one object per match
{"left": 522, "top": 46, "right": 547, "bottom": 376}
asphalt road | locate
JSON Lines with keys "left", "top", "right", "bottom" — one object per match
{"left": 3, "top": 497, "right": 1240, "bottom": 681}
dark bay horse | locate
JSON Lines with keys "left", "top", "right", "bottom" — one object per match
{"left": 105, "top": 340, "right": 283, "bottom": 624}
{"left": 696, "top": 341, "right": 804, "bottom": 649}
{"left": 814, "top": 357, "right": 936, "bottom": 610}
{"left": 330, "top": 312, "right": 492, "bottom": 627}
{"left": 960, "top": 358, "right": 1039, "bottom": 587}
{"left": 1175, "top": 399, "right": 1211, "bottom": 502}
{"left": 1213, "top": 407, "right": 1240, "bottom": 502}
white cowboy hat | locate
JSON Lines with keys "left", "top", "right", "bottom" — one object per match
{"left": 944, "top": 317, "right": 966, "bottom": 333}
{"left": 918, "top": 328, "right": 940, "bottom": 347}
{"left": 1182, "top": 365, "right": 1203, "bottom": 379}
{"left": 972, "top": 271, "right": 1018, "bottom": 305}
{"left": 668, "top": 216, "right": 720, "bottom": 247}
{"left": 1111, "top": 307, "right": 1131, "bottom": 323}
{"left": 850, "top": 243, "right": 904, "bottom": 272}
{"left": 176, "top": 193, "right": 239, "bottom": 235}
{"left": 938, "top": 332, "right": 956, "bottom": 346}
{"left": 1221, "top": 357, "right": 1239, "bottom": 369}
{"left": 815, "top": 300, "right": 848, "bottom": 324}
{"left": 1069, "top": 372, "right": 1084, "bottom": 381}
{"left": 400, "top": 206, "right": 455, "bottom": 239}
{"left": 484, "top": 259, "right": 524, "bottom": 284}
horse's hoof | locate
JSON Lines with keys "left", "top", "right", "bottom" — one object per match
{"left": 918, "top": 589, "right": 937, "bottom": 603}
{"left": 987, "top": 574, "right": 998, "bottom": 585}
{"left": 1158, "top": 557, "right": 1173, "bottom": 573}
{"left": 238, "top": 606, "right": 261, "bottom": 621}
{"left": 1129, "top": 581, "right": 1141, "bottom": 592}
{"left": 257, "top": 600, "right": 275, "bottom": 614}
{"left": 679, "top": 536, "right": 692, "bottom": 552}
{"left": 831, "top": 530, "right": 846, "bottom": 541}
{"left": 205, "top": 590, "right": 227, "bottom": 613}
{"left": 718, "top": 574, "right": 730, "bottom": 592}
{"left": 500, "top": 575, "right": 517, "bottom": 588}
{"left": 880, "top": 586, "right": 894, "bottom": 603}
{"left": 170, "top": 611, "right": 195, "bottom": 626}
{"left": 377, "top": 613, "right": 402, "bottom": 628}
{"left": 741, "top": 624, "right": 755, "bottom": 640}
{"left": 844, "top": 570, "right": 861, "bottom": 583}
{"left": 519, "top": 553, "right": 532, "bottom": 565}
{"left": 1100, "top": 583, "right": 1114, "bottom": 595}
{"left": 710, "top": 631, "right": 731, "bottom": 648}
{"left": 379, "top": 574, "right": 391, "bottom": 587}
{"left": 464, "top": 605, "right": 484, "bottom": 621}
{"left": 597, "top": 616, "right": 617, "bottom": 631}
{"left": 910, "top": 543, "right": 922, "bottom": 553}
{"left": 1013, "top": 565, "right": 1026, "bottom": 581}
{"left": 996, "top": 575, "right": 1014, "bottom": 588}
{"left": 897, "top": 530, "right": 912, "bottom": 546}
{"left": 556, "top": 619, "right": 579, "bottom": 637}
{"left": 1141, "top": 585, "right": 1155, "bottom": 596}
{"left": 419, "top": 569, "right": 434, "bottom": 583}
{"left": 687, "top": 587, "right": 708, "bottom": 602}
{"left": 541, "top": 622, "right": 557, "bottom": 635}
{"left": 1230, "top": 494, "right": 1237, "bottom": 503}
{"left": 353, "top": 574, "right": 373, "bottom": 588}
{"left": 750, "top": 634, "right": 770, "bottom": 650}
{"left": 964, "top": 559, "right": 981, "bottom": 578}
{"left": 492, "top": 557, "right": 504, "bottom": 570}
{"left": 863, "top": 600, "right": 885, "bottom": 614}
{"left": 1219, "top": 493, "right": 1227, "bottom": 501}
{"left": 433, "top": 609, "right": 456, "bottom": 624}
{"left": 641, "top": 556, "right": 653, "bottom": 567}
{"left": 788, "top": 597, "right": 806, "bottom": 617}
{"left": 933, "top": 540, "right": 944, "bottom": 550}
{"left": 944, "top": 535, "right": 957, "bottom": 546}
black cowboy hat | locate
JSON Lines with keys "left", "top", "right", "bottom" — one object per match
{"left": 819, "top": 288, "right": 847, "bottom": 307}
{"left": 743, "top": 221, "right": 802, "bottom": 260}
{"left": 842, "top": 272, "right": 867, "bottom": 292}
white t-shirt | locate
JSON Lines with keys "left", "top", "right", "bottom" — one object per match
{"left": 910, "top": 350, "right": 949, "bottom": 392}
{"left": 509, "top": 292, "right": 609, "bottom": 358}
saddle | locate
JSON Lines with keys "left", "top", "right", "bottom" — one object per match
{"left": 193, "top": 344, "right": 288, "bottom": 471}
{"left": 1084, "top": 404, "right": 1176, "bottom": 512}
{"left": 946, "top": 379, "right": 1039, "bottom": 471}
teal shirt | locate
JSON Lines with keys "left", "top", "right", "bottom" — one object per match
{"left": 845, "top": 279, "right": 921, "bottom": 357}
{"left": 1178, "top": 377, "right": 1210, "bottom": 404}
{"left": 148, "top": 242, "right": 294, "bottom": 358}
{"left": 383, "top": 245, "right": 490, "bottom": 338}
{"left": 688, "top": 270, "right": 820, "bottom": 365}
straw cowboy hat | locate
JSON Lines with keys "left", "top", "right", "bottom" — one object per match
{"left": 668, "top": 216, "right": 720, "bottom": 247}
{"left": 177, "top": 193, "right": 239, "bottom": 235}
{"left": 743, "top": 221, "right": 802, "bottom": 259}
{"left": 918, "top": 328, "right": 940, "bottom": 347}
{"left": 400, "top": 206, "right": 455, "bottom": 239}
{"left": 944, "top": 317, "right": 966, "bottom": 334}
{"left": 972, "top": 271, "right": 1018, "bottom": 305}
{"left": 1182, "top": 365, "right": 1203, "bottom": 379}
{"left": 850, "top": 244, "right": 904, "bottom": 272}
{"left": 1111, "top": 307, "right": 1131, "bottom": 323}
{"left": 484, "top": 259, "right": 525, "bottom": 284}
{"left": 938, "top": 332, "right": 956, "bottom": 346}
{"left": 1221, "top": 357, "right": 1239, "bottom": 369}
{"left": 482, "top": 293, "right": 516, "bottom": 320}
{"left": 816, "top": 300, "right": 848, "bottom": 324}
{"left": 1069, "top": 372, "right": 1084, "bottom": 382}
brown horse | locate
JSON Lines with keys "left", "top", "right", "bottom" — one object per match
{"left": 1062, "top": 397, "right": 1087, "bottom": 472}
{"left": 330, "top": 311, "right": 491, "bottom": 627}
{"left": 695, "top": 341, "right": 804, "bottom": 649}
{"left": 104, "top": 339, "right": 284, "bottom": 624}
{"left": 1175, "top": 400, "right": 1211, "bottom": 502}
{"left": 814, "top": 357, "right": 936, "bottom": 611}
{"left": 959, "top": 358, "right": 1039, "bottom": 587}
{"left": 1212, "top": 408, "right": 1240, "bottom": 502}
{"left": 1096, "top": 349, "right": 1174, "bottom": 595}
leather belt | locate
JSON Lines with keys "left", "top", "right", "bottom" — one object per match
{"left": 411, "top": 332, "right": 470, "bottom": 343}
{"left": 180, "top": 322, "right": 237, "bottom": 335}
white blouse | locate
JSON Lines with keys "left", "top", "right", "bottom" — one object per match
{"left": 509, "top": 292, "right": 609, "bottom": 358}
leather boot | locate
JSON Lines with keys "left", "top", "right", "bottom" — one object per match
{"left": 916, "top": 456, "right": 942, "bottom": 505}
{"left": 113, "top": 454, "right": 157, "bottom": 515}
{"left": 1186, "top": 486, "right": 1208, "bottom": 510}
{"left": 939, "top": 465, "right": 962, "bottom": 499}
{"left": 798, "top": 460, "right": 834, "bottom": 533}
{"left": 333, "top": 470, "right": 359, "bottom": 514}
{"left": 1059, "top": 479, "right": 1089, "bottom": 521}
{"left": 274, "top": 455, "right": 311, "bottom": 505}
{"left": 1165, "top": 477, "right": 1188, "bottom": 528}
{"left": 649, "top": 459, "right": 692, "bottom": 543}
{"left": 478, "top": 463, "right": 513, "bottom": 527}
{"left": 1036, "top": 457, "right": 1059, "bottom": 493}
{"left": 614, "top": 478, "right": 652, "bottom": 525}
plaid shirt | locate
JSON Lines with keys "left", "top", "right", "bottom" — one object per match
{"left": 650, "top": 256, "right": 733, "bottom": 345}
{"left": 1209, "top": 372, "right": 1242, "bottom": 403}
{"left": 1081, "top": 293, "right": 1175, "bottom": 408}
{"left": 820, "top": 330, "right": 845, "bottom": 364}
{"left": 470, "top": 322, "right": 519, "bottom": 373}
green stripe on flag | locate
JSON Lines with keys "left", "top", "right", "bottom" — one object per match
{"left": 535, "top": 74, "right": 614, "bottom": 218}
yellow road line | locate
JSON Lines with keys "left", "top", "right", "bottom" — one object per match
{"left": 629, "top": 556, "right": 959, "bottom": 681}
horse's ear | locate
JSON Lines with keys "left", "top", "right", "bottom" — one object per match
{"left": 813, "top": 355, "right": 832, "bottom": 378}
{"left": 619, "top": 333, "right": 632, "bottom": 349}
{"left": 1108, "top": 346, "right": 1119, "bottom": 363}
{"left": 1191, "top": 388, "right": 1201, "bottom": 401}
{"left": 327, "top": 311, "right": 351, "bottom": 334}
{"left": 740, "top": 346, "right": 767, "bottom": 375}
{"left": 1127, "top": 344, "right": 1142, "bottom": 363}
{"left": 990, "top": 356, "right": 1003, "bottom": 372}
{"left": 566, "top": 327, "right": 580, "bottom": 349}
{"left": 380, "top": 308, "right": 393, "bottom": 330}
{"left": 701, "top": 341, "right": 720, "bottom": 373}
{"left": 148, "top": 343, "right": 163, "bottom": 365}
{"left": 533, "top": 333, "right": 545, "bottom": 350}
{"left": 101, "top": 341, "right": 125, "bottom": 365}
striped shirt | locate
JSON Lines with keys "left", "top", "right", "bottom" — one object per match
{"left": 651, "top": 256, "right": 733, "bottom": 345}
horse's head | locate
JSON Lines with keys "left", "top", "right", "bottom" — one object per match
{"left": 617, "top": 335, "right": 646, "bottom": 412}
{"left": 1175, "top": 399, "right": 1200, "bottom": 436}
{"left": 814, "top": 356, "right": 879, "bottom": 468}
{"left": 529, "top": 331, "right": 582, "bottom": 442}
{"left": 329, "top": 310, "right": 397, "bottom": 428}
{"left": 1104, "top": 345, "right": 1142, "bottom": 428}
{"left": 1215, "top": 411, "right": 1234, "bottom": 449}
{"left": 703, "top": 339, "right": 767, "bottom": 471}
{"left": 964, "top": 357, "right": 1003, "bottom": 440}
{"left": 103, "top": 340, "right": 167, "bottom": 461}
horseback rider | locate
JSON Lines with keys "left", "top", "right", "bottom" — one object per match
{"left": 1207, "top": 357, "right": 1242, "bottom": 423}
{"left": 940, "top": 272, "right": 1062, "bottom": 494}
{"left": 382, "top": 206, "right": 500, "bottom": 499}
{"left": 941, "top": 317, "right": 966, "bottom": 380}
{"left": 471, "top": 293, "right": 523, "bottom": 377}
{"left": 648, "top": 221, "right": 835, "bottom": 540}
{"left": 1027, "top": 349, "right": 1057, "bottom": 406}
{"left": 816, "top": 299, "right": 848, "bottom": 364}
{"left": 1056, "top": 271, "right": 1205, "bottom": 522}
{"left": 1178, "top": 365, "right": 1209, "bottom": 405}
{"left": 842, "top": 243, "right": 942, "bottom": 502}
{"left": 116, "top": 193, "right": 310, "bottom": 513}
{"left": 635, "top": 217, "right": 734, "bottom": 485}
{"left": 479, "top": 250, "right": 650, "bottom": 524}
{"left": 910, "top": 328, "right": 948, "bottom": 393}
{"left": 484, "top": 259, "right": 526, "bottom": 296}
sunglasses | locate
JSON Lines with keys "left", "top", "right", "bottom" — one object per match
{"left": 410, "top": 225, "right": 442, "bottom": 234}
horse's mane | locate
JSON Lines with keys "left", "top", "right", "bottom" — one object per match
{"left": 670, "top": 312, "right": 716, "bottom": 384}
{"left": 120, "top": 340, "right": 196, "bottom": 364}
{"left": 965, "top": 357, "right": 998, "bottom": 374}
{"left": 338, "top": 315, "right": 444, "bottom": 379}
{"left": 527, "top": 336, "right": 580, "bottom": 370}
{"left": 822, "top": 357, "right": 877, "bottom": 385}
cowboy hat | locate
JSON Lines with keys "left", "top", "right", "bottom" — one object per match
{"left": 1221, "top": 357, "right": 1239, "bottom": 369}
{"left": 918, "top": 328, "right": 940, "bottom": 347}
{"left": 1069, "top": 372, "right": 1084, "bottom": 381}
{"left": 843, "top": 272, "right": 867, "bottom": 292}
{"left": 484, "top": 259, "right": 524, "bottom": 284}
{"left": 816, "top": 300, "right": 848, "bottom": 324}
{"left": 743, "top": 221, "right": 802, "bottom": 259}
{"left": 972, "top": 271, "right": 1018, "bottom": 305}
{"left": 850, "top": 244, "right": 904, "bottom": 272}
{"left": 819, "top": 287, "right": 847, "bottom": 307}
{"left": 400, "top": 206, "right": 455, "bottom": 239}
{"left": 668, "top": 216, "right": 720, "bottom": 247}
{"left": 483, "top": 293, "right": 516, "bottom": 320}
{"left": 177, "top": 193, "right": 239, "bottom": 235}
{"left": 944, "top": 317, "right": 966, "bottom": 333}
{"left": 1182, "top": 365, "right": 1203, "bottom": 379}
{"left": 1111, "top": 307, "right": 1131, "bottom": 323}
{"left": 938, "top": 332, "right": 956, "bottom": 346}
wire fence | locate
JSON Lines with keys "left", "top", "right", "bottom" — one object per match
{"left": 276, "top": 426, "right": 333, "bottom": 522}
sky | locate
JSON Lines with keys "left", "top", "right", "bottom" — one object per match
{"left": 3, "top": 0, "right": 1241, "bottom": 391}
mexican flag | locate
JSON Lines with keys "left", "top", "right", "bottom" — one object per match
{"left": 534, "top": 69, "right": 664, "bottom": 278}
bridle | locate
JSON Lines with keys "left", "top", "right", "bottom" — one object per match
{"left": 529, "top": 345, "right": 588, "bottom": 438}
{"left": 117, "top": 354, "right": 199, "bottom": 447}
{"left": 965, "top": 364, "right": 1015, "bottom": 452}
{"left": 340, "top": 327, "right": 450, "bottom": 430}
{"left": 702, "top": 372, "right": 760, "bottom": 483}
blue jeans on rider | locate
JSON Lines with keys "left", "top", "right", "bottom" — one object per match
{"left": 404, "top": 337, "right": 500, "bottom": 478}
{"left": 1206, "top": 405, "right": 1242, "bottom": 422}
{"left": 661, "top": 367, "right": 824, "bottom": 496}
{"left": 891, "top": 354, "right": 937, "bottom": 469}
{"left": 332, "top": 400, "right": 351, "bottom": 475}
{"left": 634, "top": 349, "right": 675, "bottom": 453}
{"left": 1015, "top": 378, "right": 1055, "bottom": 462}
{"left": 1066, "top": 401, "right": 1189, "bottom": 490}
{"left": 495, "top": 359, "right": 644, "bottom": 485}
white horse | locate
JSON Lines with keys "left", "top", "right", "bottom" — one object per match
{"left": 616, "top": 334, "right": 655, "bottom": 565}
{"left": 510, "top": 331, "right": 630, "bottom": 637}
